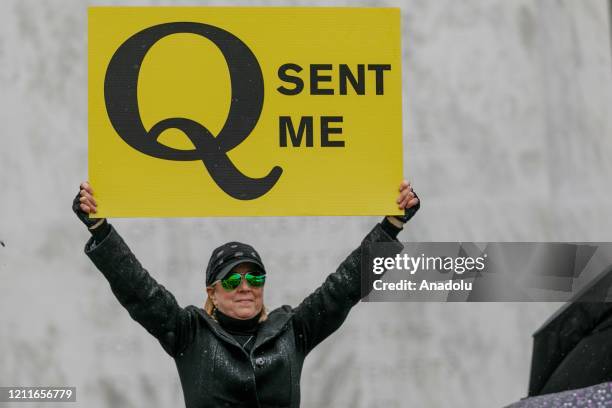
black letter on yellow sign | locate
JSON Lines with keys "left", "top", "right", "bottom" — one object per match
{"left": 104, "top": 22, "right": 282, "bottom": 200}
{"left": 279, "top": 116, "right": 344, "bottom": 147}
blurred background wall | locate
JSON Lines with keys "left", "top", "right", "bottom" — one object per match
{"left": 0, "top": 0, "right": 611, "bottom": 407}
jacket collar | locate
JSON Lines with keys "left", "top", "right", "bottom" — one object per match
{"left": 194, "top": 306, "right": 293, "bottom": 352}
{"left": 252, "top": 306, "right": 293, "bottom": 350}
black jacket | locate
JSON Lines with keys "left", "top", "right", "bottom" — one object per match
{"left": 85, "top": 223, "right": 402, "bottom": 408}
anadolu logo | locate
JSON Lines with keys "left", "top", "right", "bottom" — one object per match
{"left": 104, "top": 22, "right": 282, "bottom": 200}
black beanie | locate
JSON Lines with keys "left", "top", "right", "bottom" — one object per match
{"left": 205, "top": 242, "right": 266, "bottom": 287}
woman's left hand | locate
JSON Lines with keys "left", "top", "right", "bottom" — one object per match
{"left": 397, "top": 180, "right": 419, "bottom": 210}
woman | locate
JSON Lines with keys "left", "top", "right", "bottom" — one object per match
{"left": 73, "top": 180, "right": 420, "bottom": 408}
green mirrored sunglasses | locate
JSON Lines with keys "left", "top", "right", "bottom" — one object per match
{"left": 220, "top": 272, "right": 266, "bottom": 291}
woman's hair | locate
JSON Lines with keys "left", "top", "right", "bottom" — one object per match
{"left": 204, "top": 287, "right": 269, "bottom": 323}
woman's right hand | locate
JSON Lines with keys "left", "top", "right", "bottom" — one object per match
{"left": 72, "top": 181, "right": 105, "bottom": 229}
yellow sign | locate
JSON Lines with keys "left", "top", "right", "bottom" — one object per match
{"left": 89, "top": 7, "right": 403, "bottom": 217}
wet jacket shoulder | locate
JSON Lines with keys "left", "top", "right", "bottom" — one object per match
{"left": 84, "top": 223, "right": 403, "bottom": 408}
{"left": 290, "top": 222, "right": 403, "bottom": 356}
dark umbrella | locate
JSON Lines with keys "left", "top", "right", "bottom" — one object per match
{"left": 528, "top": 265, "right": 612, "bottom": 397}
{"left": 507, "top": 381, "right": 612, "bottom": 408}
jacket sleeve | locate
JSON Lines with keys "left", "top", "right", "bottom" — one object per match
{"left": 84, "top": 225, "right": 194, "bottom": 357}
{"left": 292, "top": 223, "right": 404, "bottom": 355}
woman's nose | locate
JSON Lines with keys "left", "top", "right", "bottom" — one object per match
{"left": 237, "top": 276, "right": 251, "bottom": 291}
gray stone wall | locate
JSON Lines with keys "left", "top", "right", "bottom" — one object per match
{"left": 0, "top": 1, "right": 610, "bottom": 407}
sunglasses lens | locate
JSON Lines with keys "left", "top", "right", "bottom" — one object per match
{"left": 245, "top": 273, "right": 266, "bottom": 287}
{"left": 221, "top": 273, "right": 242, "bottom": 291}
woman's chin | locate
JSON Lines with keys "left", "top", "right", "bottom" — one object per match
{"left": 234, "top": 306, "right": 259, "bottom": 319}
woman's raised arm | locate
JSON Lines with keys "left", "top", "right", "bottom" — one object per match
{"left": 73, "top": 182, "right": 195, "bottom": 357}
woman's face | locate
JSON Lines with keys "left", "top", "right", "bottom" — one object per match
{"left": 207, "top": 263, "right": 264, "bottom": 320}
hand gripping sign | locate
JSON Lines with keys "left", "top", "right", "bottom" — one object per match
{"left": 89, "top": 7, "right": 403, "bottom": 217}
